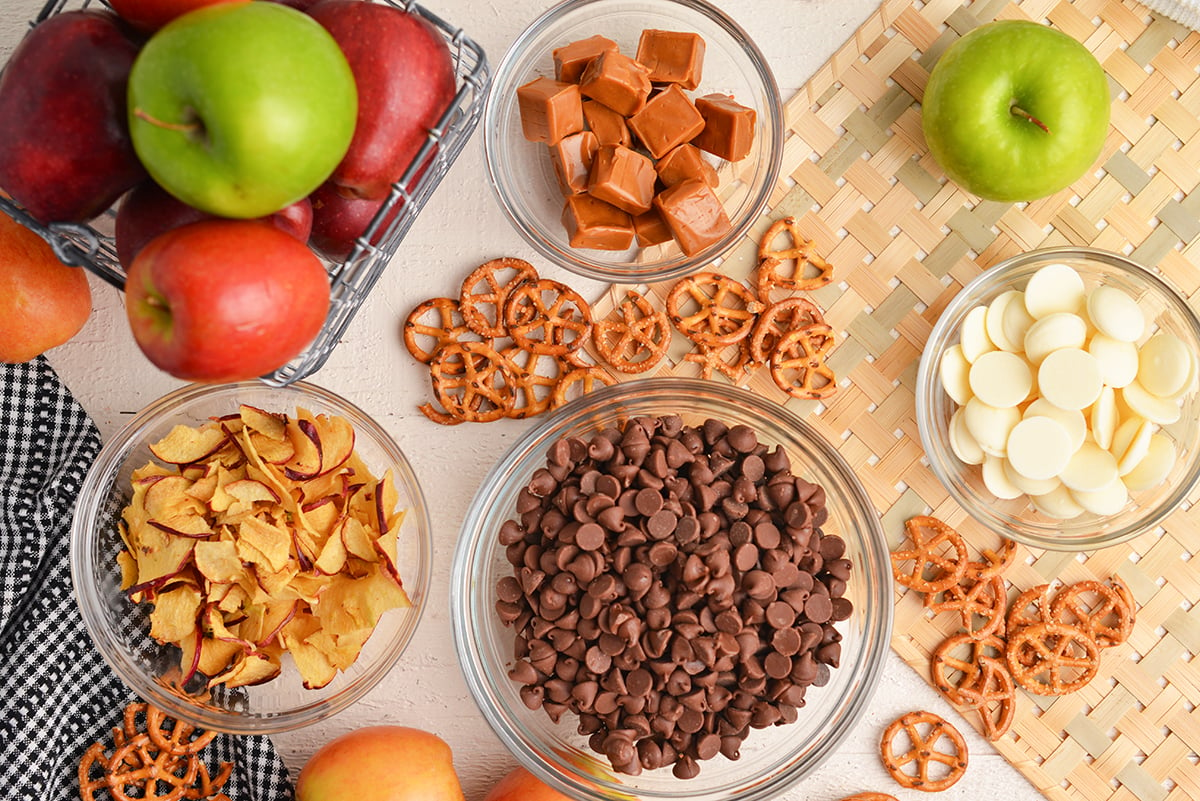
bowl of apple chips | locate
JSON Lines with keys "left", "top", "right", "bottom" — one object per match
{"left": 71, "top": 382, "right": 432, "bottom": 734}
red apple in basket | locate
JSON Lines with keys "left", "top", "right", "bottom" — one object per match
{"left": 308, "top": 0, "right": 457, "bottom": 200}
{"left": 125, "top": 219, "right": 331, "bottom": 383}
{"left": 307, "top": 182, "right": 403, "bottom": 262}
{"left": 115, "top": 181, "right": 313, "bottom": 268}
{"left": 0, "top": 10, "right": 147, "bottom": 223}
{"left": 106, "top": 0, "right": 239, "bottom": 32}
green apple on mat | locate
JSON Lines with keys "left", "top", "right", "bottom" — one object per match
{"left": 921, "top": 20, "right": 1110, "bottom": 203}
{"left": 127, "top": 1, "right": 358, "bottom": 218}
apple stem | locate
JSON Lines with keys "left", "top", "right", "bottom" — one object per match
{"left": 133, "top": 107, "right": 203, "bottom": 136}
{"left": 1010, "top": 104, "right": 1051, "bottom": 134}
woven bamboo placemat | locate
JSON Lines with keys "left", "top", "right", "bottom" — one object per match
{"left": 586, "top": 1, "right": 1200, "bottom": 799}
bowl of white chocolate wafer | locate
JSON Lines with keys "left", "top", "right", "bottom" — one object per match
{"left": 916, "top": 246, "right": 1200, "bottom": 551}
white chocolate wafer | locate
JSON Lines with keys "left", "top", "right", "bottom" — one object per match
{"left": 1137, "top": 332, "right": 1191, "bottom": 398}
{"left": 986, "top": 290, "right": 1023, "bottom": 352}
{"left": 1023, "top": 399, "right": 1087, "bottom": 452}
{"left": 1113, "top": 417, "right": 1155, "bottom": 476}
{"left": 949, "top": 408, "right": 985, "bottom": 465}
{"left": 1121, "top": 380, "right": 1182, "bottom": 425}
{"left": 1087, "top": 285, "right": 1145, "bottom": 342}
{"left": 1024, "top": 263, "right": 1086, "bottom": 319}
{"left": 1024, "top": 312, "right": 1087, "bottom": 365}
{"left": 1004, "top": 458, "right": 1061, "bottom": 496}
{"left": 1071, "top": 477, "right": 1129, "bottom": 516}
{"left": 1060, "top": 441, "right": 1119, "bottom": 492}
{"left": 1031, "top": 484, "right": 1086, "bottom": 520}
{"left": 969, "top": 351, "right": 1032, "bottom": 408}
{"left": 940, "top": 344, "right": 972, "bottom": 405}
{"left": 1007, "top": 416, "right": 1073, "bottom": 481}
{"left": 982, "top": 455, "right": 1023, "bottom": 500}
{"left": 1090, "top": 386, "right": 1118, "bottom": 451}
{"left": 1039, "top": 348, "right": 1103, "bottom": 411}
{"left": 961, "top": 305, "right": 996, "bottom": 363}
{"left": 1002, "top": 293, "right": 1035, "bottom": 353}
{"left": 1123, "top": 433, "right": 1176, "bottom": 492}
{"left": 1087, "top": 333, "right": 1139, "bottom": 389}
{"left": 963, "top": 397, "right": 1020, "bottom": 458}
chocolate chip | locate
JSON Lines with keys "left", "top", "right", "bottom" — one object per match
{"left": 804, "top": 593, "right": 833, "bottom": 624}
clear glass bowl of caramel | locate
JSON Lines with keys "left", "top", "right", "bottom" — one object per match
{"left": 451, "top": 379, "right": 891, "bottom": 801}
{"left": 483, "top": 0, "right": 784, "bottom": 284}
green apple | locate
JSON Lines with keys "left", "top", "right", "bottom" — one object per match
{"left": 128, "top": 1, "right": 357, "bottom": 218}
{"left": 921, "top": 20, "right": 1110, "bottom": 203}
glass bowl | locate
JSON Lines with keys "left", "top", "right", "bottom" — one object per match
{"left": 483, "top": 0, "right": 784, "bottom": 284}
{"left": 916, "top": 246, "right": 1200, "bottom": 551}
{"left": 451, "top": 379, "right": 891, "bottom": 801}
{"left": 70, "top": 381, "right": 432, "bottom": 734}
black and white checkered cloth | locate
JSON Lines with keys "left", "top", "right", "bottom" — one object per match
{"left": 0, "top": 358, "right": 293, "bottom": 801}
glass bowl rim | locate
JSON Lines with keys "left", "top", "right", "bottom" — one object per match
{"left": 69, "top": 379, "right": 434, "bottom": 734}
{"left": 481, "top": 0, "right": 786, "bottom": 284}
{"left": 450, "top": 377, "right": 892, "bottom": 801}
{"left": 915, "top": 244, "right": 1200, "bottom": 551}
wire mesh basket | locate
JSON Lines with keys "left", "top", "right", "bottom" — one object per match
{"left": 0, "top": 0, "right": 490, "bottom": 386}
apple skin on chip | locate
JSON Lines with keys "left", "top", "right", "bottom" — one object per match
{"left": 921, "top": 20, "right": 1110, "bottom": 203}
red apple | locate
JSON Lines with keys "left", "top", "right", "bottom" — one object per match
{"left": 0, "top": 210, "right": 92, "bottom": 363}
{"left": 0, "top": 11, "right": 147, "bottom": 223}
{"left": 484, "top": 767, "right": 575, "bottom": 801}
{"left": 309, "top": 0, "right": 457, "bottom": 200}
{"left": 295, "top": 726, "right": 465, "bottom": 801}
{"left": 107, "top": 0, "right": 241, "bottom": 32}
{"left": 125, "top": 219, "right": 330, "bottom": 382}
{"left": 307, "top": 182, "right": 404, "bottom": 262}
{"left": 116, "top": 181, "right": 314, "bottom": 267}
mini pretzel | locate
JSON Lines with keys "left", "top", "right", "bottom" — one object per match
{"left": 954, "top": 656, "right": 1016, "bottom": 741}
{"left": 502, "top": 346, "right": 563, "bottom": 420}
{"left": 930, "top": 631, "right": 1007, "bottom": 705}
{"left": 145, "top": 704, "right": 219, "bottom": 756}
{"left": 926, "top": 573, "right": 1007, "bottom": 639}
{"left": 749, "top": 297, "right": 826, "bottom": 364}
{"left": 755, "top": 216, "right": 834, "bottom": 296}
{"left": 1007, "top": 583, "right": 1057, "bottom": 635}
{"left": 1051, "top": 579, "right": 1135, "bottom": 648}
{"left": 1005, "top": 621, "right": 1100, "bottom": 696}
{"left": 891, "top": 516, "right": 969, "bottom": 595}
{"left": 503, "top": 278, "right": 593, "bottom": 357}
{"left": 768, "top": 323, "right": 838, "bottom": 399}
{"left": 666, "top": 272, "right": 764, "bottom": 347}
{"left": 429, "top": 341, "right": 516, "bottom": 423}
{"left": 966, "top": 538, "right": 1018, "bottom": 580}
{"left": 684, "top": 339, "right": 753, "bottom": 384}
{"left": 460, "top": 257, "right": 538, "bottom": 337}
{"left": 880, "top": 710, "right": 968, "bottom": 792}
{"left": 403, "top": 297, "right": 486, "bottom": 364}
{"left": 107, "top": 733, "right": 200, "bottom": 801}
{"left": 551, "top": 367, "right": 616, "bottom": 408}
{"left": 593, "top": 291, "right": 671, "bottom": 374}
{"left": 418, "top": 400, "right": 466, "bottom": 426}
{"left": 79, "top": 742, "right": 112, "bottom": 801}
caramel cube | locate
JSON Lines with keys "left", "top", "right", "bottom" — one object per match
{"left": 587, "top": 144, "right": 656, "bottom": 215}
{"left": 633, "top": 208, "right": 674, "bottom": 247}
{"left": 562, "top": 194, "right": 634, "bottom": 250}
{"left": 553, "top": 35, "right": 619, "bottom": 84}
{"left": 516, "top": 76, "right": 583, "bottom": 144}
{"left": 627, "top": 85, "right": 705, "bottom": 159}
{"left": 549, "top": 131, "right": 599, "bottom": 195}
{"left": 656, "top": 143, "right": 718, "bottom": 188}
{"left": 692, "top": 93, "right": 756, "bottom": 162}
{"left": 636, "top": 29, "right": 705, "bottom": 90}
{"left": 579, "top": 50, "right": 652, "bottom": 117}
{"left": 582, "top": 100, "right": 631, "bottom": 148}
{"left": 652, "top": 178, "right": 731, "bottom": 257}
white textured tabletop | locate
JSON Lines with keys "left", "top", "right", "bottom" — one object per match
{"left": 1, "top": 1, "right": 1046, "bottom": 798}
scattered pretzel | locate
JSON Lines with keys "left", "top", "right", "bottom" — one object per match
{"left": 1050, "top": 579, "right": 1135, "bottom": 648}
{"left": 684, "top": 340, "right": 753, "bottom": 383}
{"left": 503, "top": 278, "right": 593, "bottom": 357}
{"left": 1006, "top": 621, "right": 1101, "bottom": 696}
{"left": 926, "top": 573, "right": 1007, "bottom": 639}
{"left": 755, "top": 216, "right": 835, "bottom": 297}
{"left": 666, "top": 272, "right": 764, "bottom": 347}
{"left": 1006, "top": 583, "right": 1057, "bottom": 635}
{"left": 891, "top": 516, "right": 969, "bottom": 594}
{"left": 954, "top": 656, "right": 1016, "bottom": 741}
{"left": 503, "top": 347, "right": 564, "bottom": 419}
{"left": 930, "top": 632, "right": 1008, "bottom": 705}
{"left": 459, "top": 257, "right": 538, "bottom": 337}
{"left": 880, "top": 710, "right": 968, "bottom": 792}
{"left": 749, "top": 297, "right": 826, "bottom": 364}
{"left": 403, "top": 297, "right": 486, "bottom": 364}
{"left": 592, "top": 291, "right": 671, "bottom": 373}
{"left": 768, "top": 323, "right": 838, "bottom": 399}
{"left": 965, "top": 538, "right": 1018, "bottom": 580}
{"left": 430, "top": 341, "right": 517, "bottom": 423}
{"left": 552, "top": 366, "right": 617, "bottom": 408}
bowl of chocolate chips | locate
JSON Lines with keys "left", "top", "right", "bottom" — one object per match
{"left": 451, "top": 379, "right": 891, "bottom": 801}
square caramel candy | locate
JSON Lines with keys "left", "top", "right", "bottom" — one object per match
{"left": 579, "top": 50, "right": 652, "bottom": 117}
{"left": 693, "top": 93, "right": 756, "bottom": 162}
{"left": 549, "top": 131, "right": 599, "bottom": 195}
{"left": 582, "top": 100, "right": 631, "bottom": 148}
{"left": 562, "top": 193, "right": 634, "bottom": 250}
{"left": 588, "top": 144, "right": 656, "bottom": 215}
{"left": 652, "top": 178, "right": 731, "bottom": 257}
{"left": 636, "top": 29, "right": 705, "bottom": 90}
{"left": 656, "top": 143, "right": 718, "bottom": 188}
{"left": 553, "top": 35, "right": 619, "bottom": 84}
{"left": 633, "top": 208, "right": 674, "bottom": 247}
{"left": 627, "top": 84, "right": 705, "bottom": 160}
{"left": 516, "top": 76, "right": 583, "bottom": 144}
